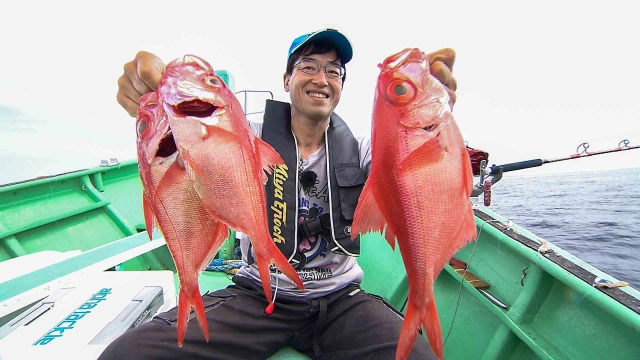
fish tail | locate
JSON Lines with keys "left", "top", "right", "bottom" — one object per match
{"left": 176, "top": 290, "right": 189, "bottom": 347}
{"left": 424, "top": 297, "right": 443, "bottom": 359}
{"left": 255, "top": 254, "right": 273, "bottom": 303}
{"left": 255, "top": 243, "right": 304, "bottom": 302}
{"left": 396, "top": 295, "right": 443, "bottom": 360}
{"left": 396, "top": 299, "right": 421, "bottom": 360}
{"left": 191, "top": 287, "right": 210, "bottom": 342}
{"left": 267, "top": 244, "right": 304, "bottom": 291}
{"left": 176, "top": 286, "right": 210, "bottom": 347}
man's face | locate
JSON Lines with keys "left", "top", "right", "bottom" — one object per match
{"left": 284, "top": 50, "right": 343, "bottom": 122}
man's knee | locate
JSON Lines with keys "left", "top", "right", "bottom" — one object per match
{"left": 97, "top": 324, "right": 144, "bottom": 359}
{"left": 97, "top": 317, "right": 183, "bottom": 360}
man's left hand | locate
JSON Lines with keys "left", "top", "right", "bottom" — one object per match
{"left": 427, "top": 48, "right": 457, "bottom": 109}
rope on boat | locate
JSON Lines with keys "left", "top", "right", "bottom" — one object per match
{"left": 593, "top": 277, "right": 629, "bottom": 288}
{"left": 504, "top": 220, "right": 513, "bottom": 231}
{"left": 206, "top": 259, "right": 245, "bottom": 273}
{"left": 537, "top": 238, "right": 550, "bottom": 253}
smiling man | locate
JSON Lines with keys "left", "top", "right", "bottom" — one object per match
{"left": 104, "top": 28, "right": 457, "bottom": 360}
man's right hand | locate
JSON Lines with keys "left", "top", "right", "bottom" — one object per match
{"left": 117, "top": 51, "right": 166, "bottom": 117}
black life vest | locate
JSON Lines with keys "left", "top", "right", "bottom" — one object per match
{"left": 248, "top": 99, "right": 365, "bottom": 269}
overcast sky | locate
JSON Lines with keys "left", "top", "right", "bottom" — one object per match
{"left": 1, "top": 0, "right": 638, "bottom": 185}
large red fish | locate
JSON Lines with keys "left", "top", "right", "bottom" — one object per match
{"left": 136, "top": 91, "right": 229, "bottom": 346}
{"left": 157, "top": 55, "right": 304, "bottom": 303}
{"left": 351, "top": 48, "right": 477, "bottom": 360}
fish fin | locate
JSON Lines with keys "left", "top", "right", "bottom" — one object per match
{"left": 382, "top": 224, "right": 397, "bottom": 250}
{"left": 255, "top": 254, "right": 273, "bottom": 302}
{"left": 424, "top": 297, "right": 444, "bottom": 360}
{"left": 156, "top": 154, "right": 187, "bottom": 189}
{"left": 456, "top": 207, "right": 478, "bottom": 245}
{"left": 398, "top": 137, "right": 444, "bottom": 177}
{"left": 351, "top": 181, "right": 396, "bottom": 249}
{"left": 438, "top": 207, "right": 477, "bottom": 271}
{"left": 269, "top": 247, "right": 304, "bottom": 291}
{"left": 396, "top": 298, "right": 422, "bottom": 360}
{"left": 153, "top": 160, "right": 193, "bottom": 240}
{"left": 191, "top": 286, "right": 210, "bottom": 343}
{"left": 176, "top": 289, "right": 189, "bottom": 347}
{"left": 461, "top": 147, "right": 474, "bottom": 197}
{"left": 396, "top": 294, "right": 443, "bottom": 360}
{"left": 198, "top": 223, "right": 230, "bottom": 273}
{"left": 255, "top": 241, "right": 304, "bottom": 302}
{"left": 255, "top": 137, "right": 284, "bottom": 183}
{"left": 176, "top": 285, "right": 210, "bottom": 347}
{"left": 142, "top": 193, "right": 156, "bottom": 240}
{"left": 178, "top": 146, "right": 208, "bottom": 185}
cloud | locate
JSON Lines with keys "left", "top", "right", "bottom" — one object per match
{"left": 0, "top": 105, "right": 40, "bottom": 133}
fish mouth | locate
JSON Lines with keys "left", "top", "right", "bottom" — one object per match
{"left": 156, "top": 130, "right": 177, "bottom": 158}
{"left": 171, "top": 99, "right": 222, "bottom": 118}
{"left": 381, "top": 48, "right": 426, "bottom": 70}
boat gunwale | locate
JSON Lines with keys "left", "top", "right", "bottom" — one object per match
{"left": 473, "top": 207, "right": 640, "bottom": 318}
{"left": 0, "top": 159, "right": 139, "bottom": 191}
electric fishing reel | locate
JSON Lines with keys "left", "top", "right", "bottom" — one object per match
{"left": 466, "top": 146, "right": 499, "bottom": 206}
{"left": 471, "top": 159, "right": 503, "bottom": 207}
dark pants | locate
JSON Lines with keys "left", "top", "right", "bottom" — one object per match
{"left": 97, "top": 276, "right": 437, "bottom": 360}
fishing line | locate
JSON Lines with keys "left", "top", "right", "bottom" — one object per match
{"left": 265, "top": 269, "right": 280, "bottom": 315}
{"left": 442, "top": 218, "right": 502, "bottom": 346}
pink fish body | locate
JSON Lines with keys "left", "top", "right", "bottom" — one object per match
{"left": 157, "top": 55, "right": 304, "bottom": 303}
{"left": 351, "top": 48, "right": 477, "bottom": 360}
{"left": 136, "top": 92, "right": 230, "bottom": 346}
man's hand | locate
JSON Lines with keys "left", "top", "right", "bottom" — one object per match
{"left": 117, "top": 51, "right": 166, "bottom": 117}
{"left": 427, "top": 48, "right": 457, "bottom": 109}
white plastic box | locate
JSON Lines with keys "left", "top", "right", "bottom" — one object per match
{"left": 0, "top": 270, "right": 176, "bottom": 360}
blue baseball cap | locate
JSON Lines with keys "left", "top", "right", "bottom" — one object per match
{"left": 288, "top": 28, "right": 353, "bottom": 64}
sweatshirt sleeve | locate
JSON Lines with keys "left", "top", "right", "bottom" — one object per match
{"left": 248, "top": 121, "right": 263, "bottom": 138}
{"left": 357, "top": 135, "right": 372, "bottom": 178}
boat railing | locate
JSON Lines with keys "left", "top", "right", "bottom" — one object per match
{"left": 234, "top": 89, "right": 274, "bottom": 117}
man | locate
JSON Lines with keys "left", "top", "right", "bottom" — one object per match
{"left": 104, "top": 29, "right": 457, "bottom": 360}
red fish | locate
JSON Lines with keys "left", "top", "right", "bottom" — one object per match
{"left": 157, "top": 55, "right": 304, "bottom": 303}
{"left": 351, "top": 48, "right": 477, "bottom": 360}
{"left": 136, "top": 91, "right": 229, "bottom": 346}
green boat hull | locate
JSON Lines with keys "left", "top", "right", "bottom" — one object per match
{"left": 1, "top": 160, "right": 639, "bottom": 359}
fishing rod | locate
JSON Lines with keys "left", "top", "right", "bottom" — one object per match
{"left": 471, "top": 139, "right": 640, "bottom": 203}
{"left": 485, "top": 139, "right": 640, "bottom": 176}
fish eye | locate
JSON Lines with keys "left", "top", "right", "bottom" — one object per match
{"left": 394, "top": 84, "right": 407, "bottom": 96}
{"left": 137, "top": 120, "right": 147, "bottom": 137}
{"left": 386, "top": 79, "right": 416, "bottom": 104}
{"left": 204, "top": 76, "right": 222, "bottom": 87}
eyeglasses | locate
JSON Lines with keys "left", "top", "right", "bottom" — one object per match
{"left": 294, "top": 59, "right": 345, "bottom": 80}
